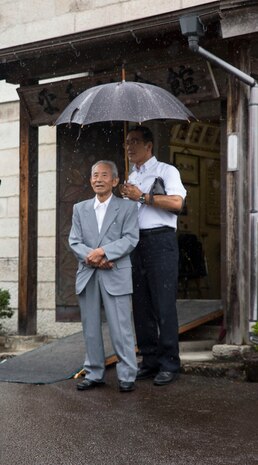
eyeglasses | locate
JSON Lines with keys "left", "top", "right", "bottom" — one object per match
{"left": 122, "top": 138, "right": 145, "bottom": 148}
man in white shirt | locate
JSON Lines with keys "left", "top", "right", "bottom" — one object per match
{"left": 69, "top": 160, "right": 139, "bottom": 392}
{"left": 121, "top": 126, "right": 186, "bottom": 386}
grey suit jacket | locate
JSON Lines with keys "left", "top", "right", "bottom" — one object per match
{"left": 69, "top": 195, "right": 139, "bottom": 295}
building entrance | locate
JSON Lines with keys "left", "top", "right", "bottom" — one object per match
{"left": 170, "top": 121, "right": 221, "bottom": 300}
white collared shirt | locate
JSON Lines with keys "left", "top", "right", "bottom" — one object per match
{"left": 94, "top": 194, "right": 112, "bottom": 232}
{"left": 128, "top": 156, "right": 186, "bottom": 230}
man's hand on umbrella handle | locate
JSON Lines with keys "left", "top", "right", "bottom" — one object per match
{"left": 123, "top": 183, "right": 142, "bottom": 201}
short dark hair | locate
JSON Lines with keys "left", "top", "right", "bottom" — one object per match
{"left": 128, "top": 125, "right": 154, "bottom": 145}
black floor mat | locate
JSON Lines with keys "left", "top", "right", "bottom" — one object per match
{"left": 0, "top": 332, "right": 86, "bottom": 384}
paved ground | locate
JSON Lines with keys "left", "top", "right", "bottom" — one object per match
{"left": 1, "top": 367, "right": 258, "bottom": 465}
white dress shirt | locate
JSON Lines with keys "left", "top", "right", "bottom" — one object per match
{"left": 94, "top": 194, "right": 113, "bottom": 232}
{"left": 128, "top": 156, "right": 186, "bottom": 230}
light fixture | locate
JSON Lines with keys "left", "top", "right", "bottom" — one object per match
{"left": 227, "top": 133, "right": 239, "bottom": 171}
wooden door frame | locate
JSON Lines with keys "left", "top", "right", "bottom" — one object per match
{"left": 18, "top": 94, "right": 39, "bottom": 335}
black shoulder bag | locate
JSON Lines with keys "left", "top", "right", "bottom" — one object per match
{"left": 149, "top": 177, "right": 184, "bottom": 215}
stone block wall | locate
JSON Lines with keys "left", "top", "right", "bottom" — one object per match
{"left": 0, "top": 101, "right": 20, "bottom": 309}
{"left": 0, "top": 90, "right": 59, "bottom": 333}
{"left": 0, "top": 82, "right": 69, "bottom": 335}
{"left": 0, "top": 0, "right": 217, "bottom": 49}
{"left": 37, "top": 126, "right": 57, "bottom": 312}
{"left": 0, "top": 104, "right": 57, "bottom": 312}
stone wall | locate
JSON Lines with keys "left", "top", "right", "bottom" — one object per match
{"left": 0, "top": 101, "right": 57, "bottom": 312}
{"left": 0, "top": 87, "right": 63, "bottom": 334}
{"left": 0, "top": 100, "right": 20, "bottom": 309}
{"left": 0, "top": 0, "right": 217, "bottom": 48}
{"left": 37, "top": 126, "right": 57, "bottom": 313}
{"left": 0, "top": 103, "right": 86, "bottom": 337}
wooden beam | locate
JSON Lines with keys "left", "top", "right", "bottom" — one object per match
{"left": 220, "top": 99, "right": 227, "bottom": 341}
{"left": 18, "top": 97, "right": 38, "bottom": 335}
{"left": 17, "top": 52, "right": 226, "bottom": 127}
{"left": 225, "top": 42, "right": 250, "bottom": 344}
{"left": 221, "top": 5, "right": 258, "bottom": 39}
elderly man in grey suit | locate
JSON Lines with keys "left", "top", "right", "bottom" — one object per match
{"left": 69, "top": 160, "right": 139, "bottom": 392}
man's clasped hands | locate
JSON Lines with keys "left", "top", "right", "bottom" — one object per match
{"left": 86, "top": 248, "right": 114, "bottom": 269}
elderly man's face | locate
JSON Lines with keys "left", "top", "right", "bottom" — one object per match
{"left": 90, "top": 163, "right": 119, "bottom": 200}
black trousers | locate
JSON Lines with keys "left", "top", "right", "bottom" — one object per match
{"left": 131, "top": 228, "right": 180, "bottom": 373}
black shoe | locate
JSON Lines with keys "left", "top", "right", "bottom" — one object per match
{"left": 136, "top": 366, "right": 159, "bottom": 380}
{"left": 118, "top": 381, "right": 135, "bottom": 392}
{"left": 77, "top": 378, "right": 105, "bottom": 391}
{"left": 153, "top": 371, "right": 179, "bottom": 386}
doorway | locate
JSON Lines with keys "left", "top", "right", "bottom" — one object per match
{"left": 170, "top": 121, "right": 221, "bottom": 300}
{"left": 55, "top": 120, "right": 222, "bottom": 329}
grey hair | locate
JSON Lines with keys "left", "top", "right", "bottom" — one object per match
{"left": 91, "top": 160, "right": 118, "bottom": 178}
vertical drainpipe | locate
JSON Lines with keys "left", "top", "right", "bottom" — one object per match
{"left": 249, "top": 85, "right": 258, "bottom": 322}
{"left": 181, "top": 25, "right": 258, "bottom": 324}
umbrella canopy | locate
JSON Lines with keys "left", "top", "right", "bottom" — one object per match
{"left": 55, "top": 80, "right": 195, "bottom": 126}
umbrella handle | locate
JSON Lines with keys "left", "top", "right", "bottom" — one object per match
{"left": 122, "top": 64, "right": 126, "bottom": 83}
{"left": 121, "top": 65, "right": 128, "bottom": 180}
{"left": 123, "top": 121, "right": 129, "bottom": 181}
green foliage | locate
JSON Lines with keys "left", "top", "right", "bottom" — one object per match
{"left": 251, "top": 322, "right": 258, "bottom": 352}
{"left": 0, "top": 288, "right": 13, "bottom": 330}
{"left": 252, "top": 322, "right": 258, "bottom": 335}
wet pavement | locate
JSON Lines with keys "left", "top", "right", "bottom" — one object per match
{"left": 1, "top": 366, "right": 258, "bottom": 465}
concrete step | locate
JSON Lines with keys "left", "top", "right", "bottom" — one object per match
{"left": 179, "top": 339, "right": 216, "bottom": 352}
{"left": 180, "top": 351, "right": 214, "bottom": 362}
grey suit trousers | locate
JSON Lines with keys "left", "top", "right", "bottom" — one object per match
{"left": 78, "top": 269, "right": 137, "bottom": 383}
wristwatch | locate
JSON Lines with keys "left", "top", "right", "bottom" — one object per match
{"left": 138, "top": 193, "right": 146, "bottom": 204}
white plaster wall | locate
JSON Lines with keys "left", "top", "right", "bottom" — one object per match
{"left": 0, "top": 0, "right": 218, "bottom": 49}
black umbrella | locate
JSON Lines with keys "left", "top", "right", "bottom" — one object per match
{"left": 55, "top": 74, "right": 195, "bottom": 179}
{"left": 55, "top": 81, "right": 195, "bottom": 126}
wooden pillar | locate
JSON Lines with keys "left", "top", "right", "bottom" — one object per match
{"left": 220, "top": 98, "right": 227, "bottom": 336}
{"left": 18, "top": 96, "right": 38, "bottom": 335}
{"left": 225, "top": 41, "right": 250, "bottom": 344}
